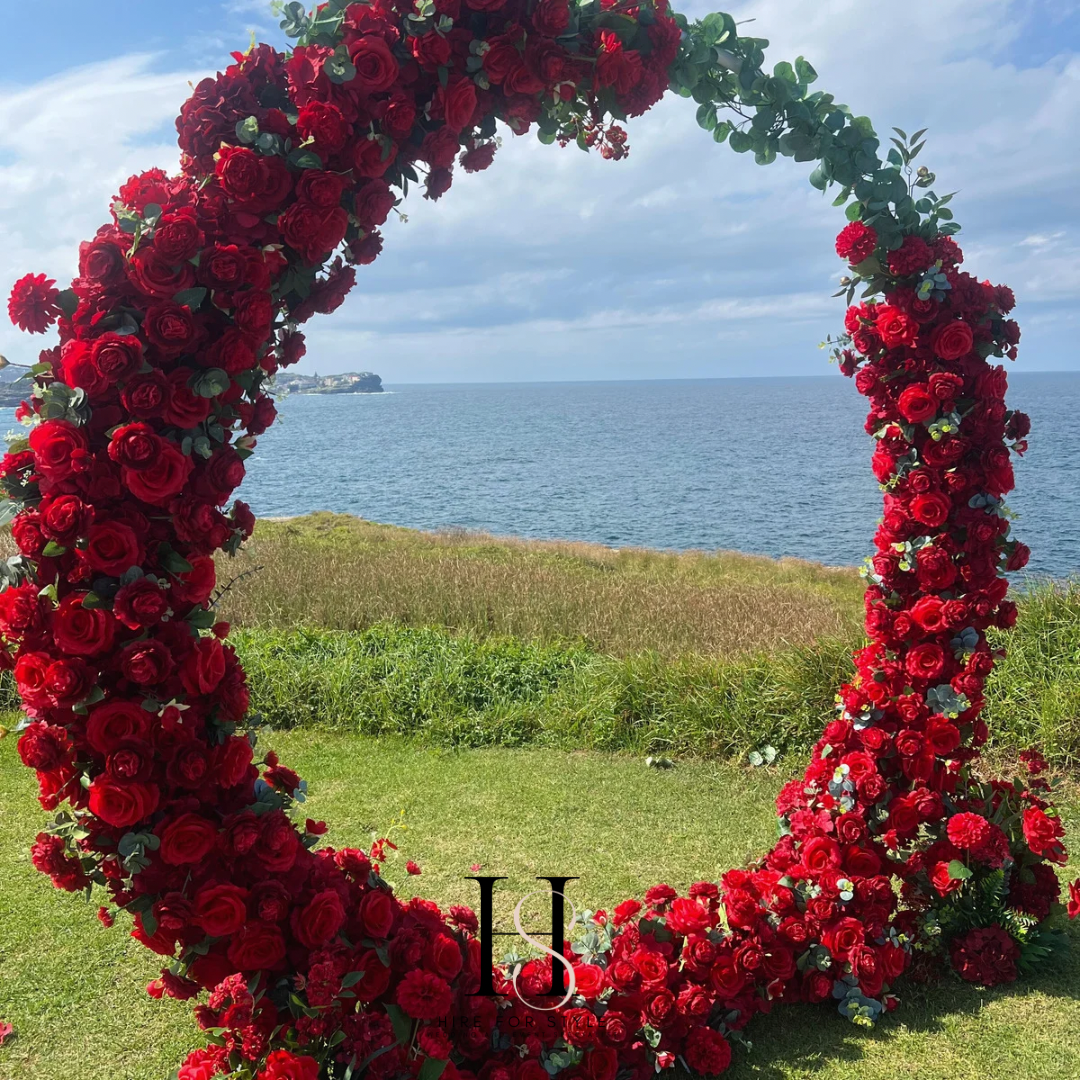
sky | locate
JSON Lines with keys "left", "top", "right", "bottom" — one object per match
{"left": 1, "top": 0, "right": 1078, "bottom": 383}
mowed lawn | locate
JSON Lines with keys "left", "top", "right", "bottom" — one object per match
{"left": 1, "top": 730, "right": 1079, "bottom": 1080}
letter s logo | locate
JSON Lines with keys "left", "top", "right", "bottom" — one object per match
{"left": 511, "top": 889, "right": 578, "bottom": 1010}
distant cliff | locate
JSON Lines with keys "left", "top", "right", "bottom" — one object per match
{"left": 276, "top": 371, "right": 383, "bottom": 395}
{"left": 0, "top": 363, "right": 31, "bottom": 407}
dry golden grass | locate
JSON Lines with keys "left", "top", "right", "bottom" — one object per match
{"left": 215, "top": 512, "right": 865, "bottom": 658}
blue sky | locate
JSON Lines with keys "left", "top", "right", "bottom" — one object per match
{"left": 2, "top": 0, "right": 1078, "bottom": 382}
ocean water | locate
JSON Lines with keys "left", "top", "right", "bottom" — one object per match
{"left": 237, "top": 372, "right": 1079, "bottom": 580}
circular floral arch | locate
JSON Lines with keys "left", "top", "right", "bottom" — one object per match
{"left": 4, "top": 2, "right": 1076, "bottom": 1078}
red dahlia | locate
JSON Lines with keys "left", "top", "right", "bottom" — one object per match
{"left": 835, "top": 221, "right": 878, "bottom": 264}
{"left": 7, "top": 272, "right": 63, "bottom": 333}
{"left": 396, "top": 969, "right": 452, "bottom": 1019}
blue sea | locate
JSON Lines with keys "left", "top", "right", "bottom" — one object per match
{"left": 235, "top": 372, "right": 1079, "bottom": 580}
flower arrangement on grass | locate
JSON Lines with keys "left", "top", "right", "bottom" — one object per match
{"left": 4, "top": 1, "right": 1077, "bottom": 1077}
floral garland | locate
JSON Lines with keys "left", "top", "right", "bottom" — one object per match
{"left": 5, "top": 2, "right": 1079, "bottom": 1078}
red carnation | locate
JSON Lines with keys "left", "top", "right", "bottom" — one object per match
{"left": 8, "top": 273, "right": 63, "bottom": 334}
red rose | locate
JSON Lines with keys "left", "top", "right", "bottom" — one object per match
{"left": 428, "top": 932, "right": 464, "bottom": 980}
{"left": 666, "top": 896, "right": 711, "bottom": 936}
{"left": 910, "top": 596, "right": 946, "bottom": 633}
{"left": 835, "top": 221, "right": 877, "bottom": 263}
{"left": 582, "top": 1048, "right": 618, "bottom": 1080}
{"left": 909, "top": 491, "right": 950, "bottom": 528}
{"left": 234, "top": 290, "right": 274, "bottom": 339}
{"left": 129, "top": 247, "right": 196, "bottom": 298}
{"left": 533, "top": 0, "right": 570, "bottom": 36}
{"left": 412, "top": 31, "right": 452, "bottom": 70}
{"left": 41, "top": 494, "right": 92, "bottom": 545}
{"left": 159, "top": 812, "right": 218, "bottom": 865}
{"left": 143, "top": 303, "right": 197, "bottom": 354}
{"left": 199, "top": 244, "right": 247, "bottom": 291}
{"left": 296, "top": 171, "right": 348, "bottom": 209}
{"left": 29, "top": 420, "right": 88, "bottom": 481}
{"left": 153, "top": 208, "right": 203, "bottom": 263}
{"left": 108, "top": 423, "right": 161, "bottom": 470}
{"left": 44, "top": 657, "right": 96, "bottom": 706}
{"left": 215, "top": 146, "right": 265, "bottom": 202}
{"left": 932, "top": 320, "right": 974, "bottom": 361}
{"left": 181, "top": 635, "right": 226, "bottom": 695}
{"left": 92, "top": 333, "right": 143, "bottom": 383}
{"left": 297, "top": 100, "right": 349, "bottom": 154}
{"left": 875, "top": 306, "right": 919, "bottom": 349}
{"left": 354, "top": 180, "right": 396, "bottom": 230}
{"left": 124, "top": 442, "right": 193, "bottom": 505}
{"left": 121, "top": 370, "right": 170, "bottom": 418}
{"left": 360, "top": 888, "right": 395, "bottom": 938}
{"left": 227, "top": 919, "right": 287, "bottom": 969}
{"left": 53, "top": 595, "right": 115, "bottom": 656}
{"left": 684, "top": 1027, "right": 732, "bottom": 1076}
{"left": 120, "top": 639, "right": 174, "bottom": 685}
{"left": 164, "top": 369, "right": 213, "bottom": 428}
{"left": 905, "top": 642, "right": 946, "bottom": 682}
{"left": 194, "top": 883, "right": 249, "bottom": 936}
{"left": 60, "top": 341, "right": 110, "bottom": 398}
{"left": 438, "top": 75, "right": 478, "bottom": 132}
{"left": 802, "top": 835, "right": 842, "bottom": 873}
{"left": 292, "top": 889, "right": 346, "bottom": 948}
{"left": 207, "top": 327, "right": 257, "bottom": 375}
{"left": 17, "top": 721, "right": 69, "bottom": 771}
{"left": 171, "top": 555, "right": 216, "bottom": 606}
{"left": 421, "top": 127, "right": 460, "bottom": 169}
{"left": 87, "top": 776, "right": 159, "bottom": 827}
{"left": 114, "top": 577, "right": 170, "bottom": 629}
{"left": 916, "top": 545, "right": 958, "bottom": 590}
{"left": 350, "top": 35, "right": 400, "bottom": 90}
{"left": 86, "top": 700, "right": 151, "bottom": 754}
{"left": 822, "top": 916, "right": 864, "bottom": 959}
{"left": 80, "top": 237, "right": 126, "bottom": 285}
{"left": 897, "top": 383, "right": 937, "bottom": 423}
{"left": 461, "top": 142, "right": 497, "bottom": 173}
{"left": 279, "top": 203, "right": 349, "bottom": 265}
{"left": 353, "top": 135, "right": 397, "bottom": 179}
{"left": 561, "top": 1006, "right": 599, "bottom": 1047}
{"left": 931, "top": 860, "right": 964, "bottom": 896}
{"left": 351, "top": 948, "right": 392, "bottom": 1000}
{"left": 1022, "top": 807, "right": 1066, "bottom": 861}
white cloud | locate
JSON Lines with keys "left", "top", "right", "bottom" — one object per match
{"left": 0, "top": 54, "right": 199, "bottom": 364}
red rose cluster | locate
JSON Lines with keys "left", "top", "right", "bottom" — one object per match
{"left": 4, "top": 1, "right": 1076, "bottom": 1077}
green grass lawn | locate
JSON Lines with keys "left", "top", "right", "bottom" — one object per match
{"left": 1, "top": 730, "right": 1078, "bottom": 1080}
